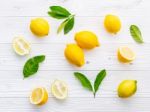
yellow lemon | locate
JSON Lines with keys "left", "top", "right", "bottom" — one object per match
{"left": 118, "top": 46, "right": 136, "bottom": 63}
{"left": 30, "top": 87, "right": 48, "bottom": 105}
{"left": 104, "top": 14, "right": 121, "bottom": 34}
{"left": 64, "top": 44, "right": 85, "bottom": 67}
{"left": 118, "top": 80, "right": 137, "bottom": 98}
{"left": 75, "top": 31, "right": 100, "bottom": 49}
{"left": 51, "top": 80, "right": 68, "bottom": 100}
{"left": 13, "top": 36, "right": 31, "bottom": 56}
{"left": 30, "top": 18, "right": 50, "bottom": 37}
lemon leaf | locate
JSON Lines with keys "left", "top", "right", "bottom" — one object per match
{"left": 74, "top": 72, "right": 93, "bottom": 91}
{"left": 94, "top": 69, "right": 106, "bottom": 97}
{"left": 130, "top": 25, "right": 144, "bottom": 43}
{"left": 64, "top": 17, "right": 74, "bottom": 34}
{"left": 50, "top": 6, "right": 71, "bottom": 17}
{"left": 57, "top": 19, "right": 68, "bottom": 34}
{"left": 48, "top": 12, "right": 68, "bottom": 19}
{"left": 23, "top": 55, "right": 45, "bottom": 78}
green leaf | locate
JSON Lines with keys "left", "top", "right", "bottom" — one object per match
{"left": 64, "top": 17, "right": 74, "bottom": 34}
{"left": 48, "top": 12, "right": 68, "bottom": 19}
{"left": 57, "top": 19, "right": 68, "bottom": 34}
{"left": 94, "top": 69, "right": 106, "bottom": 97}
{"left": 130, "top": 25, "right": 144, "bottom": 43}
{"left": 50, "top": 6, "right": 71, "bottom": 17}
{"left": 23, "top": 55, "right": 45, "bottom": 78}
{"left": 74, "top": 72, "right": 93, "bottom": 91}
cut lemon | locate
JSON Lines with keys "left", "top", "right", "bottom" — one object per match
{"left": 51, "top": 80, "right": 68, "bottom": 100}
{"left": 13, "top": 37, "right": 31, "bottom": 56}
{"left": 30, "top": 87, "right": 48, "bottom": 105}
{"left": 118, "top": 46, "right": 136, "bottom": 63}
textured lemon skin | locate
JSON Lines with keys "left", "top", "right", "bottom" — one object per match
{"left": 75, "top": 31, "right": 100, "bottom": 49}
{"left": 30, "top": 87, "right": 48, "bottom": 105}
{"left": 104, "top": 14, "right": 121, "bottom": 34}
{"left": 118, "top": 80, "right": 137, "bottom": 98}
{"left": 117, "top": 47, "right": 135, "bottom": 63}
{"left": 30, "top": 18, "right": 50, "bottom": 37}
{"left": 64, "top": 44, "right": 85, "bottom": 67}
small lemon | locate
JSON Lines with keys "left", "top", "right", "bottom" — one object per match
{"left": 30, "top": 18, "right": 50, "bottom": 37}
{"left": 118, "top": 80, "right": 137, "bottom": 98}
{"left": 104, "top": 14, "right": 121, "bottom": 34}
{"left": 75, "top": 31, "right": 100, "bottom": 49}
{"left": 51, "top": 80, "right": 68, "bottom": 100}
{"left": 13, "top": 36, "right": 31, "bottom": 56}
{"left": 118, "top": 46, "right": 136, "bottom": 63}
{"left": 64, "top": 44, "right": 85, "bottom": 67}
{"left": 30, "top": 87, "right": 48, "bottom": 105}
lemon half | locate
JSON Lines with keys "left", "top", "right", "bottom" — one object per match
{"left": 118, "top": 46, "right": 136, "bottom": 63}
{"left": 13, "top": 37, "right": 31, "bottom": 56}
{"left": 51, "top": 80, "right": 68, "bottom": 100}
{"left": 30, "top": 87, "right": 48, "bottom": 105}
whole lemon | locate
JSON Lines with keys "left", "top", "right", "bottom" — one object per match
{"left": 30, "top": 18, "right": 50, "bottom": 37}
{"left": 64, "top": 44, "right": 85, "bottom": 67}
{"left": 104, "top": 14, "right": 121, "bottom": 34}
{"left": 75, "top": 31, "right": 100, "bottom": 49}
{"left": 118, "top": 80, "right": 137, "bottom": 98}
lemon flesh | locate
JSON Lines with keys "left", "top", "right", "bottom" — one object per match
{"left": 13, "top": 37, "right": 31, "bottom": 56}
{"left": 64, "top": 44, "right": 85, "bottom": 67}
{"left": 30, "top": 18, "right": 50, "bottom": 37}
{"left": 30, "top": 87, "right": 48, "bottom": 105}
{"left": 75, "top": 31, "right": 100, "bottom": 49}
{"left": 118, "top": 46, "right": 136, "bottom": 63}
{"left": 118, "top": 80, "right": 137, "bottom": 98}
{"left": 104, "top": 14, "right": 121, "bottom": 34}
{"left": 51, "top": 80, "right": 68, "bottom": 100}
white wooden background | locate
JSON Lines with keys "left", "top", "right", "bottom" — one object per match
{"left": 0, "top": 0, "right": 150, "bottom": 112}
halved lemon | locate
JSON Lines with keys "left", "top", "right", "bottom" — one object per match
{"left": 13, "top": 37, "right": 31, "bottom": 56}
{"left": 118, "top": 46, "right": 136, "bottom": 63}
{"left": 51, "top": 80, "right": 68, "bottom": 100}
{"left": 30, "top": 87, "right": 48, "bottom": 105}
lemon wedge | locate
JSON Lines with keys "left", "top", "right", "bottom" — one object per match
{"left": 51, "top": 80, "right": 68, "bottom": 100}
{"left": 13, "top": 37, "right": 31, "bottom": 56}
{"left": 118, "top": 46, "right": 136, "bottom": 63}
{"left": 30, "top": 87, "right": 48, "bottom": 105}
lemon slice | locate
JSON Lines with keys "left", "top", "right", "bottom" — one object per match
{"left": 30, "top": 87, "right": 48, "bottom": 105}
{"left": 51, "top": 80, "right": 68, "bottom": 100}
{"left": 13, "top": 37, "right": 31, "bottom": 56}
{"left": 118, "top": 46, "right": 136, "bottom": 63}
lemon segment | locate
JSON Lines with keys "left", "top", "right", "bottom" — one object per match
{"left": 104, "top": 14, "right": 121, "bottom": 34}
{"left": 13, "top": 37, "right": 31, "bottom": 56}
{"left": 118, "top": 46, "right": 136, "bottom": 63}
{"left": 118, "top": 80, "right": 137, "bottom": 98}
{"left": 64, "top": 44, "right": 85, "bottom": 67}
{"left": 30, "top": 87, "right": 48, "bottom": 105}
{"left": 75, "top": 31, "right": 100, "bottom": 49}
{"left": 51, "top": 80, "right": 68, "bottom": 100}
{"left": 30, "top": 18, "right": 50, "bottom": 37}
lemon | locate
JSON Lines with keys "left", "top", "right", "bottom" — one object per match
{"left": 118, "top": 80, "right": 137, "bottom": 98}
{"left": 12, "top": 36, "right": 31, "bottom": 56}
{"left": 118, "top": 46, "right": 136, "bottom": 63}
{"left": 104, "top": 14, "right": 121, "bottom": 34}
{"left": 75, "top": 31, "right": 100, "bottom": 49}
{"left": 64, "top": 44, "right": 85, "bottom": 67}
{"left": 51, "top": 80, "right": 68, "bottom": 100}
{"left": 30, "top": 18, "right": 50, "bottom": 37}
{"left": 30, "top": 87, "right": 48, "bottom": 105}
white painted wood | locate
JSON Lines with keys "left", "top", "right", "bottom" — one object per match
{"left": 0, "top": 0, "right": 150, "bottom": 111}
